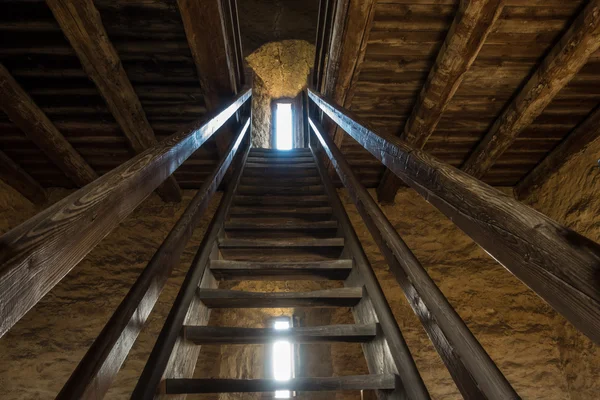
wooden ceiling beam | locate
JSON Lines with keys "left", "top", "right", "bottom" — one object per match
{"left": 376, "top": 0, "right": 504, "bottom": 203}
{"left": 515, "top": 105, "right": 600, "bottom": 199}
{"left": 177, "top": 0, "right": 238, "bottom": 157}
{"left": 0, "top": 150, "right": 47, "bottom": 205}
{"left": 324, "top": 0, "right": 377, "bottom": 175}
{"left": 0, "top": 63, "right": 98, "bottom": 187}
{"left": 46, "top": 0, "right": 181, "bottom": 202}
{"left": 462, "top": 0, "right": 600, "bottom": 179}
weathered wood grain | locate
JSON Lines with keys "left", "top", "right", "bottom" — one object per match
{"left": 46, "top": 0, "right": 181, "bottom": 202}
{"left": 0, "top": 89, "right": 250, "bottom": 340}
{"left": 164, "top": 375, "right": 396, "bottom": 394}
{"left": 461, "top": 0, "right": 600, "bottom": 178}
{"left": 0, "top": 150, "right": 47, "bottom": 205}
{"left": 0, "top": 64, "right": 98, "bottom": 187}
{"left": 377, "top": 0, "right": 504, "bottom": 203}
{"left": 515, "top": 105, "right": 600, "bottom": 199}
{"left": 311, "top": 116, "right": 519, "bottom": 399}
{"left": 308, "top": 88, "right": 600, "bottom": 345}
{"left": 55, "top": 118, "right": 250, "bottom": 400}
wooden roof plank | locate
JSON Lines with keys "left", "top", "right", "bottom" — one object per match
{"left": 461, "top": 0, "right": 600, "bottom": 179}
{"left": 377, "top": 0, "right": 504, "bottom": 203}
{"left": 0, "top": 149, "right": 47, "bottom": 205}
{"left": 46, "top": 0, "right": 181, "bottom": 202}
{"left": 0, "top": 64, "right": 98, "bottom": 187}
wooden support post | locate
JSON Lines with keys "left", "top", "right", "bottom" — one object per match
{"left": 56, "top": 118, "right": 250, "bottom": 400}
{"left": 132, "top": 143, "right": 250, "bottom": 399}
{"left": 46, "top": 0, "right": 181, "bottom": 202}
{"left": 310, "top": 116, "right": 519, "bottom": 399}
{"left": 311, "top": 145, "right": 429, "bottom": 400}
{"left": 308, "top": 88, "right": 600, "bottom": 345}
{"left": 0, "top": 89, "right": 251, "bottom": 340}
{"left": 0, "top": 64, "right": 97, "bottom": 187}
{"left": 462, "top": 0, "right": 600, "bottom": 178}
{"left": 515, "top": 105, "right": 600, "bottom": 199}
{"left": 177, "top": 0, "right": 238, "bottom": 157}
{"left": 377, "top": 0, "right": 504, "bottom": 203}
{"left": 0, "top": 150, "right": 47, "bottom": 205}
{"left": 323, "top": 0, "right": 377, "bottom": 175}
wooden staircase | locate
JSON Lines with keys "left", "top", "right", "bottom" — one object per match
{"left": 132, "top": 147, "right": 409, "bottom": 398}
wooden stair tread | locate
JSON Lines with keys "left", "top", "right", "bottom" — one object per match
{"left": 243, "top": 168, "right": 319, "bottom": 177}
{"left": 164, "top": 375, "right": 396, "bottom": 393}
{"left": 196, "top": 287, "right": 363, "bottom": 308}
{"left": 224, "top": 220, "right": 337, "bottom": 230}
{"left": 246, "top": 156, "right": 314, "bottom": 163}
{"left": 229, "top": 206, "right": 333, "bottom": 217}
{"left": 240, "top": 176, "right": 322, "bottom": 186}
{"left": 209, "top": 259, "right": 352, "bottom": 280}
{"left": 182, "top": 324, "right": 377, "bottom": 344}
{"left": 234, "top": 195, "right": 329, "bottom": 206}
{"left": 236, "top": 185, "right": 325, "bottom": 195}
{"left": 218, "top": 238, "right": 345, "bottom": 248}
{"left": 245, "top": 162, "right": 316, "bottom": 169}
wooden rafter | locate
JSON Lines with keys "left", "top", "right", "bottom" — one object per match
{"left": 376, "top": 0, "right": 504, "bottom": 203}
{"left": 46, "top": 0, "right": 182, "bottom": 202}
{"left": 324, "top": 0, "right": 377, "bottom": 175}
{"left": 515, "top": 105, "right": 600, "bottom": 199}
{"left": 462, "top": 0, "right": 600, "bottom": 179}
{"left": 0, "top": 150, "right": 47, "bottom": 205}
{"left": 0, "top": 63, "right": 98, "bottom": 187}
{"left": 177, "top": 0, "right": 238, "bottom": 156}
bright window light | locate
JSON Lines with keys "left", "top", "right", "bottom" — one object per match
{"left": 272, "top": 318, "right": 292, "bottom": 398}
{"left": 275, "top": 103, "right": 293, "bottom": 150}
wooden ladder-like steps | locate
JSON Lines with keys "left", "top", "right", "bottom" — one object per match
{"left": 234, "top": 195, "right": 330, "bottom": 206}
{"left": 182, "top": 324, "right": 377, "bottom": 344}
{"left": 196, "top": 287, "right": 363, "bottom": 308}
{"left": 163, "top": 375, "right": 396, "bottom": 394}
{"left": 246, "top": 156, "right": 315, "bottom": 163}
{"left": 209, "top": 259, "right": 353, "bottom": 280}
{"left": 245, "top": 162, "right": 316, "bottom": 169}
{"left": 243, "top": 168, "right": 319, "bottom": 177}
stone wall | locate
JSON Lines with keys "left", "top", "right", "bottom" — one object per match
{"left": 521, "top": 135, "right": 600, "bottom": 399}
{"left": 0, "top": 157, "right": 599, "bottom": 399}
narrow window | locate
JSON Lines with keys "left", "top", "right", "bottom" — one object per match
{"left": 275, "top": 102, "right": 293, "bottom": 150}
{"left": 272, "top": 317, "right": 293, "bottom": 398}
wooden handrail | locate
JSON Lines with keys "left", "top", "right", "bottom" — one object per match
{"left": 307, "top": 88, "right": 600, "bottom": 345}
{"left": 0, "top": 88, "right": 251, "bottom": 339}
{"left": 310, "top": 145, "right": 430, "bottom": 399}
{"left": 132, "top": 141, "right": 250, "bottom": 399}
{"left": 56, "top": 117, "right": 250, "bottom": 400}
{"left": 309, "top": 116, "right": 519, "bottom": 399}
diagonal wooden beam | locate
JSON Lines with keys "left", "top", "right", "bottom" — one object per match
{"left": 46, "top": 0, "right": 181, "bottom": 202}
{"left": 0, "top": 63, "right": 98, "bottom": 187}
{"left": 515, "top": 104, "right": 600, "bottom": 199}
{"left": 377, "top": 0, "right": 504, "bottom": 203}
{"left": 177, "top": 0, "right": 238, "bottom": 156}
{"left": 462, "top": 0, "right": 600, "bottom": 179}
{"left": 0, "top": 150, "right": 47, "bottom": 205}
{"left": 325, "top": 0, "right": 378, "bottom": 175}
